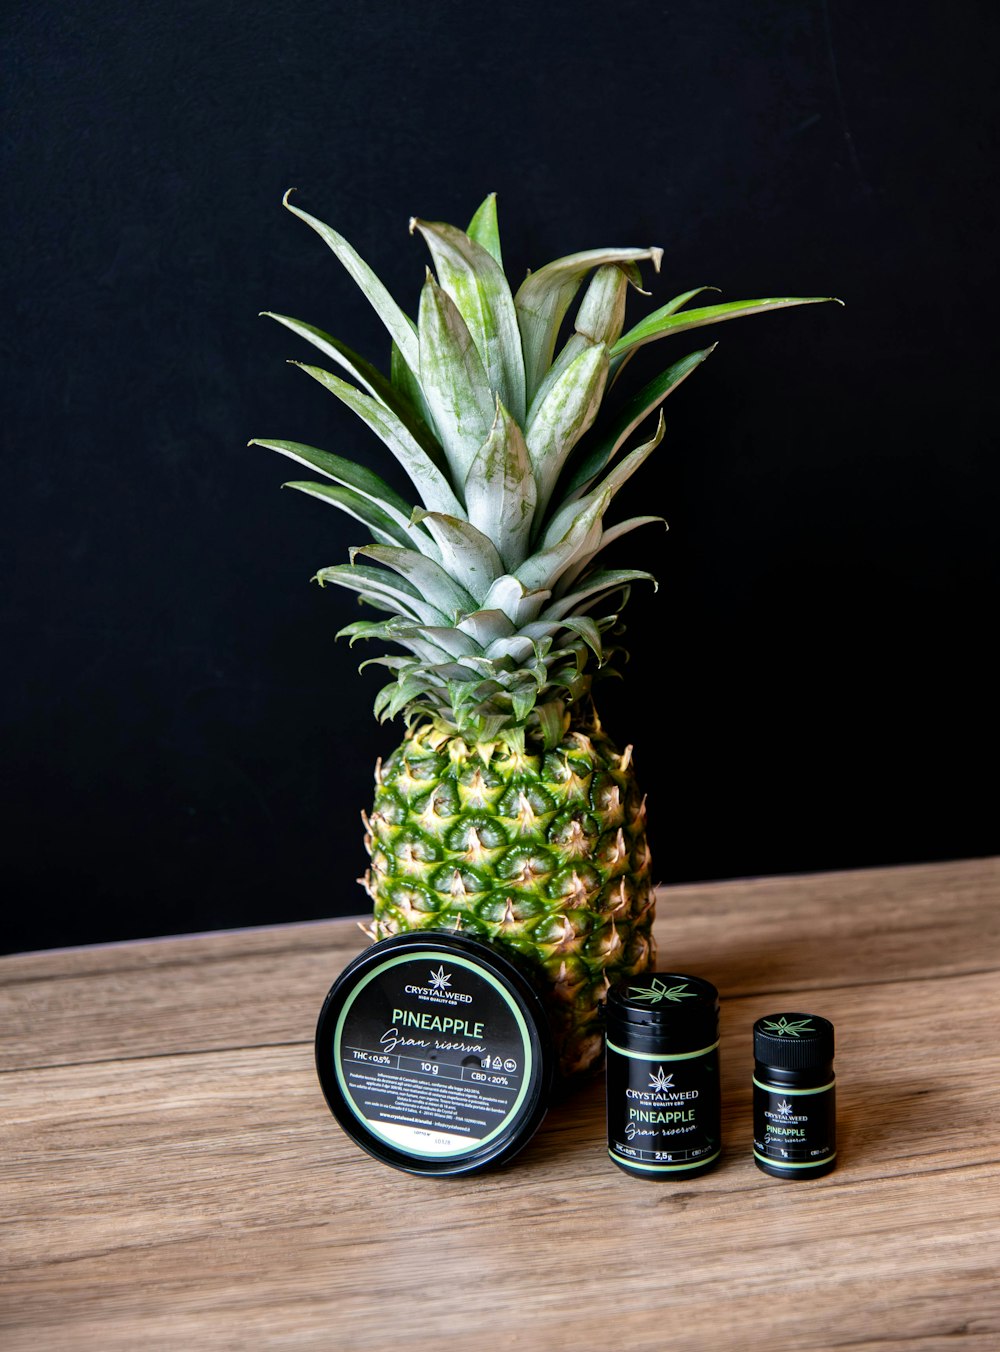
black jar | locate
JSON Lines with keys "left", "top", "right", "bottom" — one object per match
{"left": 605, "top": 972, "right": 721, "bottom": 1179}
{"left": 315, "top": 931, "right": 554, "bottom": 1176}
{"left": 752, "top": 1012, "right": 836, "bottom": 1179}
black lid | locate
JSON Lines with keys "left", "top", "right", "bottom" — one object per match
{"left": 606, "top": 972, "right": 719, "bottom": 1050}
{"left": 315, "top": 930, "right": 553, "bottom": 1177}
{"left": 754, "top": 1012, "right": 835, "bottom": 1069}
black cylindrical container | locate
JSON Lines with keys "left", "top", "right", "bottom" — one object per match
{"left": 315, "top": 932, "right": 554, "bottom": 1177}
{"left": 605, "top": 973, "right": 721, "bottom": 1179}
{"left": 753, "top": 1012, "right": 836, "bottom": 1179}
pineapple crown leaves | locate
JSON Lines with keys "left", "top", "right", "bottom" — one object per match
{"left": 254, "top": 190, "right": 839, "bottom": 745}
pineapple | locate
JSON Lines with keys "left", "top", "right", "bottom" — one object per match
{"left": 253, "top": 191, "right": 834, "bottom": 1077}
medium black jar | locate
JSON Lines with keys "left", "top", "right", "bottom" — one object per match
{"left": 605, "top": 972, "right": 721, "bottom": 1179}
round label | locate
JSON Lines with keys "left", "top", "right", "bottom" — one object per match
{"left": 331, "top": 950, "right": 535, "bottom": 1161}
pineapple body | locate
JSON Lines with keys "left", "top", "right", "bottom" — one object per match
{"left": 365, "top": 709, "right": 654, "bottom": 1077}
{"left": 255, "top": 191, "right": 833, "bottom": 1084}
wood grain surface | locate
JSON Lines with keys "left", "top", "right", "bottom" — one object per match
{"left": 2, "top": 858, "right": 998, "bottom": 1350}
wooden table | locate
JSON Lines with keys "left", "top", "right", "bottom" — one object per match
{"left": 2, "top": 859, "right": 999, "bottom": 1350}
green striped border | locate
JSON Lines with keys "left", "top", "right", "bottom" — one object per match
{"left": 754, "top": 1149, "right": 836, "bottom": 1170}
{"left": 753, "top": 1077, "right": 834, "bottom": 1095}
{"left": 610, "top": 1147, "right": 721, "bottom": 1173}
{"left": 607, "top": 1038, "right": 719, "bottom": 1063}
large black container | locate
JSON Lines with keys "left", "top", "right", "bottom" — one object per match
{"left": 315, "top": 931, "right": 554, "bottom": 1177}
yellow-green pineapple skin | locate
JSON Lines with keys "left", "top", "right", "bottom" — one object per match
{"left": 363, "top": 714, "right": 654, "bottom": 1077}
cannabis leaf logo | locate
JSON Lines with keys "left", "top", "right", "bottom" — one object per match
{"left": 428, "top": 966, "right": 452, "bottom": 992}
{"left": 629, "top": 977, "right": 697, "bottom": 1004}
{"left": 777, "top": 1100, "right": 793, "bottom": 1118}
{"left": 648, "top": 1067, "right": 675, "bottom": 1092}
{"left": 762, "top": 1016, "right": 814, "bottom": 1037}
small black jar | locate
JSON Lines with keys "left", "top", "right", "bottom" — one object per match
{"left": 752, "top": 1012, "right": 836, "bottom": 1179}
{"left": 605, "top": 972, "right": 721, "bottom": 1179}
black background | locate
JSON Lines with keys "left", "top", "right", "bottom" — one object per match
{"left": 3, "top": 1, "right": 997, "bottom": 954}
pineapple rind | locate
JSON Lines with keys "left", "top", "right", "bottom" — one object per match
{"left": 365, "top": 715, "right": 655, "bottom": 1078}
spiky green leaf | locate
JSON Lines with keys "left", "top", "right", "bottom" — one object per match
{"left": 563, "top": 349, "right": 710, "bottom": 500}
{"left": 413, "top": 217, "right": 525, "bottom": 421}
{"left": 380, "top": 676, "right": 438, "bottom": 722}
{"left": 339, "top": 617, "right": 481, "bottom": 662}
{"left": 413, "top": 216, "right": 527, "bottom": 421}
{"left": 282, "top": 191, "right": 419, "bottom": 376}
{"left": 574, "top": 264, "right": 634, "bottom": 346}
{"left": 417, "top": 273, "right": 496, "bottom": 486}
{"left": 526, "top": 342, "right": 609, "bottom": 516}
{"left": 250, "top": 436, "right": 410, "bottom": 514}
{"left": 511, "top": 686, "right": 537, "bottom": 723}
{"left": 612, "top": 295, "right": 840, "bottom": 364}
{"left": 608, "top": 287, "right": 715, "bottom": 384}
{"left": 558, "top": 516, "right": 665, "bottom": 597}
{"left": 455, "top": 608, "right": 516, "bottom": 647}
{"left": 464, "top": 402, "right": 537, "bottom": 570}
{"left": 351, "top": 544, "right": 478, "bottom": 618}
{"left": 356, "top": 631, "right": 459, "bottom": 664}
{"left": 412, "top": 511, "right": 504, "bottom": 604}
{"left": 249, "top": 437, "right": 433, "bottom": 551}
{"left": 282, "top": 481, "right": 415, "bottom": 550}
{"left": 597, "top": 515, "right": 666, "bottom": 551}
{"left": 263, "top": 312, "right": 441, "bottom": 461}
{"left": 407, "top": 625, "right": 485, "bottom": 658}
{"left": 315, "top": 563, "right": 447, "bottom": 625}
{"left": 466, "top": 193, "right": 503, "bottom": 267}
{"left": 534, "top": 699, "right": 567, "bottom": 751}
{"left": 482, "top": 575, "right": 551, "bottom": 626}
{"left": 541, "top": 569, "right": 656, "bottom": 621}
{"left": 464, "top": 711, "right": 511, "bottom": 742}
{"left": 517, "top": 489, "right": 611, "bottom": 593}
{"left": 391, "top": 337, "right": 438, "bottom": 438}
{"left": 550, "top": 615, "right": 604, "bottom": 661}
{"left": 592, "top": 413, "right": 667, "bottom": 504}
{"left": 547, "top": 413, "right": 666, "bottom": 547}
{"left": 515, "top": 246, "right": 662, "bottom": 402}
{"left": 290, "top": 362, "right": 463, "bottom": 517}
{"left": 483, "top": 635, "right": 537, "bottom": 664}
{"left": 525, "top": 266, "right": 634, "bottom": 426}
